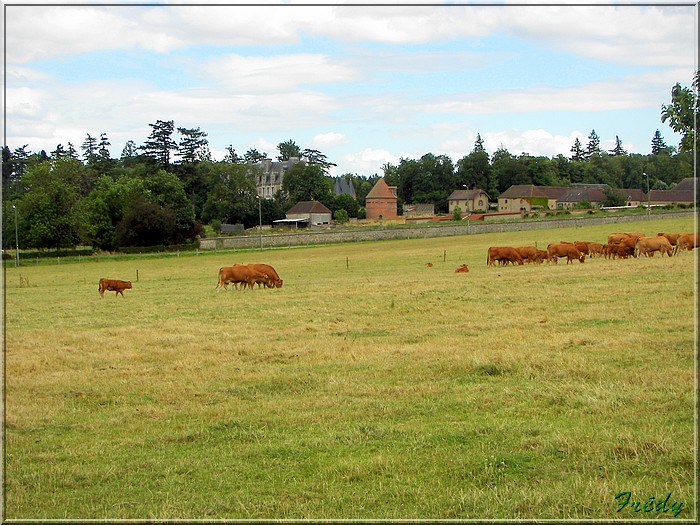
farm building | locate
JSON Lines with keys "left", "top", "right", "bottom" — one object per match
{"left": 284, "top": 200, "right": 332, "bottom": 227}
{"left": 648, "top": 179, "right": 696, "bottom": 206}
{"left": 498, "top": 184, "right": 647, "bottom": 211}
{"left": 365, "top": 178, "right": 398, "bottom": 219}
{"left": 447, "top": 189, "right": 490, "bottom": 213}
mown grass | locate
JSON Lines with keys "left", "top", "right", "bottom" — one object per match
{"left": 3, "top": 215, "right": 697, "bottom": 520}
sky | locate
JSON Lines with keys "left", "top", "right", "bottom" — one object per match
{"left": 3, "top": 1, "right": 697, "bottom": 178}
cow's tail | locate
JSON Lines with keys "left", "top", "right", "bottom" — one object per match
{"left": 215, "top": 268, "right": 223, "bottom": 291}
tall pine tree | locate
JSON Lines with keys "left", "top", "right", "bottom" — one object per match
{"left": 139, "top": 120, "right": 178, "bottom": 167}
{"left": 570, "top": 138, "right": 585, "bottom": 161}
{"left": 585, "top": 129, "right": 601, "bottom": 158}
{"left": 651, "top": 129, "right": 668, "bottom": 155}
{"left": 609, "top": 136, "right": 626, "bottom": 156}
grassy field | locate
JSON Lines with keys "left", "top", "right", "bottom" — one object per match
{"left": 3, "top": 215, "right": 697, "bottom": 520}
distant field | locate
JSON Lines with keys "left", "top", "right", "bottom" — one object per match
{"left": 3, "top": 216, "right": 696, "bottom": 520}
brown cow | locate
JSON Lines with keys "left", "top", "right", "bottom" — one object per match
{"left": 657, "top": 233, "right": 682, "bottom": 247}
{"left": 675, "top": 233, "right": 699, "bottom": 254}
{"left": 572, "top": 241, "right": 590, "bottom": 257}
{"left": 534, "top": 249, "right": 549, "bottom": 264}
{"left": 608, "top": 233, "right": 630, "bottom": 245}
{"left": 248, "top": 263, "right": 283, "bottom": 288}
{"left": 620, "top": 237, "right": 638, "bottom": 252}
{"left": 514, "top": 246, "right": 538, "bottom": 263}
{"left": 216, "top": 265, "right": 271, "bottom": 291}
{"left": 635, "top": 236, "right": 673, "bottom": 258}
{"left": 455, "top": 264, "right": 469, "bottom": 273}
{"left": 588, "top": 242, "right": 604, "bottom": 257}
{"left": 487, "top": 247, "right": 524, "bottom": 266}
{"left": 99, "top": 278, "right": 132, "bottom": 298}
{"left": 609, "top": 244, "right": 634, "bottom": 259}
{"left": 547, "top": 243, "right": 585, "bottom": 264}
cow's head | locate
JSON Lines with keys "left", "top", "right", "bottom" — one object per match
{"left": 126, "top": 281, "right": 133, "bottom": 288}
{"left": 578, "top": 254, "right": 585, "bottom": 263}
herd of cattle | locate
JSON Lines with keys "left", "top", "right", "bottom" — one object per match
{"left": 97, "top": 231, "right": 696, "bottom": 297}
{"left": 486, "top": 231, "right": 698, "bottom": 267}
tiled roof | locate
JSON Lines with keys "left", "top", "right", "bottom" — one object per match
{"left": 499, "top": 185, "right": 570, "bottom": 199}
{"left": 447, "top": 189, "right": 488, "bottom": 200}
{"left": 648, "top": 189, "right": 695, "bottom": 203}
{"left": 500, "top": 184, "right": 650, "bottom": 203}
{"left": 673, "top": 178, "right": 697, "bottom": 192}
{"left": 286, "top": 200, "right": 332, "bottom": 214}
{"left": 366, "top": 178, "right": 396, "bottom": 199}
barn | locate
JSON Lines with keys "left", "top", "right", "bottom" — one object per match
{"left": 284, "top": 200, "right": 332, "bottom": 227}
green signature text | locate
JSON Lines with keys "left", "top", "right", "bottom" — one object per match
{"left": 615, "top": 491, "right": 683, "bottom": 517}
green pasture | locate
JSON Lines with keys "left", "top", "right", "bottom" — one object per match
{"left": 3, "top": 215, "right": 697, "bottom": 520}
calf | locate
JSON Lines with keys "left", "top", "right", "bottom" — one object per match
{"left": 99, "top": 278, "right": 132, "bottom": 298}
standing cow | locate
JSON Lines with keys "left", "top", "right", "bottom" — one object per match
{"left": 635, "top": 236, "right": 673, "bottom": 258}
{"left": 99, "top": 278, "right": 132, "bottom": 298}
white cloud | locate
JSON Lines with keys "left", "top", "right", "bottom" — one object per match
{"left": 312, "top": 132, "right": 348, "bottom": 149}
{"left": 6, "top": 4, "right": 693, "bottom": 68}
{"left": 342, "top": 147, "right": 414, "bottom": 176}
{"left": 505, "top": 5, "right": 694, "bottom": 67}
{"left": 199, "top": 54, "right": 357, "bottom": 94}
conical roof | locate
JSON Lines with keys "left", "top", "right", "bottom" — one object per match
{"left": 366, "top": 178, "right": 396, "bottom": 199}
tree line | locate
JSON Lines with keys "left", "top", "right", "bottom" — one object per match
{"left": 2, "top": 75, "right": 696, "bottom": 251}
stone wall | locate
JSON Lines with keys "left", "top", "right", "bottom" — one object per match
{"left": 199, "top": 211, "right": 696, "bottom": 251}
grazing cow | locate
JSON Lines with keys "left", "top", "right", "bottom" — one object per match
{"left": 610, "top": 244, "right": 634, "bottom": 259}
{"left": 99, "top": 278, "right": 132, "bottom": 298}
{"left": 587, "top": 242, "right": 604, "bottom": 257}
{"left": 425, "top": 262, "right": 433, "bottom": 267}
{"left": 534, "top": 249, "right": 549, "bottom": 264}
{"left": 454, "top": 264, "right": 469, "bottom": 273}
{"left": 547, "top": 243, "right": 585, "bottom": 264}
{"left": 675, "top": 233, "right": 699, "bottom": 254}
{"left": 573, "top": 241, "right": 590, "bottom": 257}
{"left": 608, "top": 233, "right": 630, "bottom": 245}
{"left": 248, "top": 263, "right": 283, "bottom": 288}
{"left": 216, "top": 265, "right": 271, "bottom": 291}
{"left": 657, "top": 233, "right": 682, "bottom": 247}
{"left": 620, "top": 237, "right": 638, "bottom": 252}
{"left": 514, "top": 246, "right": 538, "bottom": 263}
{"left": 487, "top": 247, "right": 524, "bottom": 266}
{"left": 635, "top": 236, "right": 673, "bottom": 258}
